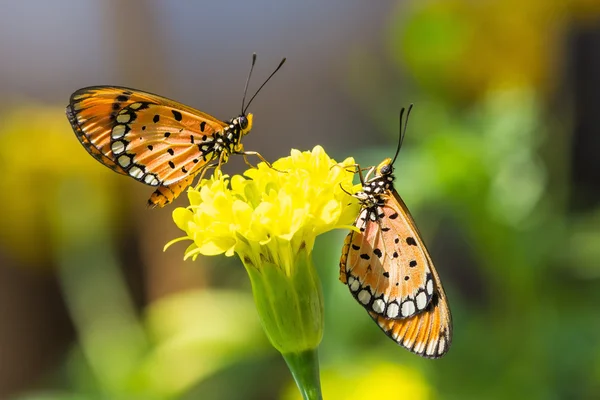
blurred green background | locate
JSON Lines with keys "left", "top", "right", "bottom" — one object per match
{"left": 1, "top": 1, "right": 600, "bottom": 399}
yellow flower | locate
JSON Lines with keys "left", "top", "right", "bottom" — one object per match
{"left": 167, "top": 145, "right": 359, "bottom": 400}
{"left": 170, "top": 145, "right": 358, "bottom": 262}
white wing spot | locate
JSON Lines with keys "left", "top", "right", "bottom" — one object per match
{"left": 401, "top": 300, "right": 416, "bottom": 317}
{"left": 426, "top": 278, "right": 434, "bottom": 295}
{"left": 349, "top": 278, "right": 360, "bottom": 292}
{"left": 129, "top": 166, "right": 144, "bottom": 179}
{"left": 118, "top": 155, "right": 131, "bottom": 168}
{"left": 129, "top": 102, "right": 143, "bottom": 110}
{"left": 357, "top": 289, "right": 371, "bottom": 305}
{"left": 112, "top": 125, "right": 126, "bottom": 139}
{"left": 372, "top": 299, "right": 385, "bottom": 314}
{"left": 386, "top": 302, "right": 399, "bottom": 318}
{"left": 416, "top": 292, "right": 428, "bottom": 310}
{"left": 116, "top": 113, "right": 131, "bottom": 124}
{"left": 144, "top": 174, "right": 159, "bottom": 186}
{"left": 111, "top": 141, "right": 126, "bottom": 155}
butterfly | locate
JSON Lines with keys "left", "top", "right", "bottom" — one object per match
{"left": 66, "top": 54, "right": 285, "bottom": 208}
{"left": 339, "top": 106, "right": 452, "bottom": 358}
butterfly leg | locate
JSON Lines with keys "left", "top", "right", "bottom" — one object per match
{"left": 329, "top": 163, "right": 358, "bottom": 174}
{"left": 212, "top": 150, "right": 229, "bottom": 175}
{"left": 331, "top": 163, "right": 373, "bottom": 197}
{"left": 330, "top": 163, "right": 372, "bottom": 181}
{"left": 193, "top": 163, "right": 219, "bottom": 189}
{"left": 355, "top": 165, "right": 378, "bottom": 186}
{"left": 339, "top": 183, "right": 354, "bottom": 197}
{"left": 240, "top": 151, "right": 285, "bottom": 173}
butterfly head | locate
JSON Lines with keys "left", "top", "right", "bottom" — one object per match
{"left": 238, "top": 113, "right": 253, "bottom": 136}
{"left": 376, "top": 157, "right": 394, "bottom": 178}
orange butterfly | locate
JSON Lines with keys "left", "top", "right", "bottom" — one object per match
{"left": 66, "top": 54, "right": 285, "bottom": 208}
{"left": 339, "top": 106, "right": 452, "bottom": 358}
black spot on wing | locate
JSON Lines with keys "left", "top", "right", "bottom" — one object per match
{"left": 171, "top": 110, "right": 182, "bottom": 121}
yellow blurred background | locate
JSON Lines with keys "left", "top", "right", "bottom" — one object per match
{"left": 1, "top": 1, "right": 600, "bottom": 399}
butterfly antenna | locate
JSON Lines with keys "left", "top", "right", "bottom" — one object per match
{"left": 241, "top": 53, "right": 258, "bottom": 115}
{"left": 243, "top": 57, "right": 287, "bottom": 114}
{"left": 391, "top": 104, "right": 413, "bottom": 166}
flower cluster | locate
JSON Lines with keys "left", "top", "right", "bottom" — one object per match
{"left": 168, "top": 145, "right": 359, "bottom": 264}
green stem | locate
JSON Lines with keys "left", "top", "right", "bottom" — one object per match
{"left": 282, "top": 349, "right": 323, "bottom": 400}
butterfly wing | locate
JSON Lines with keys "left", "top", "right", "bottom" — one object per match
{"left": 66, "top": 104, "right": 127, "bottom": 175}
{"left": 340, "top": 190, "right": 452, "bottom": 358}
{"left": 148, "top": 173, "right": 198, "bottom": 208}
{"left": 67, "top": 86, "right": 229, "bottom": 205}
{"left": 340, "top": 191, "right": 435, "bottom": 319}
{"left": 368, "top": 270, "right": 451, "bottom": 358}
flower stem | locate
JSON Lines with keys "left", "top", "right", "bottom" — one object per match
{"left": 282, "top": 349, "right": 323, "bottom": 400}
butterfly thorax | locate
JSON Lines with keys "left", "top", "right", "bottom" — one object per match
{"left": 218, "top": 113, "right": 253, "bottom": 155}
{"left": 357, "top": 160, "right": 395, "bottom": 211}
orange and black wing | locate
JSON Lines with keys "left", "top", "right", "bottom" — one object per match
{"left": 340, "top": 192, "right": 435, "bottom": 319}
{"left": 340, "top": 190, "right": 452, "bottom": 358}
{"left": 66, "top": 86, "right": 228, "bottom": 206}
